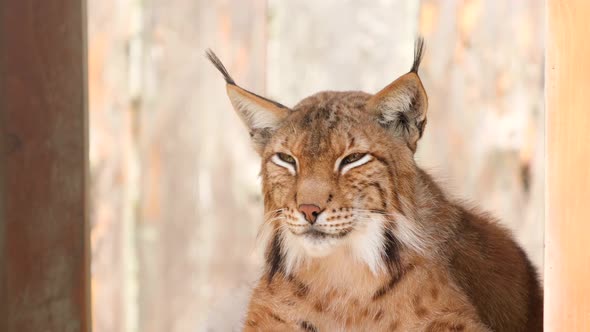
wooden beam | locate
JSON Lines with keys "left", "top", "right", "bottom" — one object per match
{"left": 0, "top": 1, "right": 90, "bottom": 331}
{"left": 546, "top": 0, "right": 590, "bottom": 330}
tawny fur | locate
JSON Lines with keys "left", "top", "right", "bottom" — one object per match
{"left": 207, "top": 40, "right": 543, "bottom": 332}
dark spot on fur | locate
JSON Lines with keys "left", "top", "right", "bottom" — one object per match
{"left": 250, "top": 128, "right": 275, "bottom": 149}
{"left": 303, "top": 112, "right": 313, "bottom": 126}
{"left": 269, "top": 312, "right": 286, "bottom": 323}
{"left": 373, "top": 262, "right": 415, "bottom": 301}
{"left": 412, "top": 293, "right": 429, "bottom": 318}
{"left": 326, "top": 288, "right": 338, "bottom": 300}
{"left": 361, "top": 308, "right": 369, "bottom": 318}
{"left": 327, "top": 194, "right": 333, "bottom": 203}
{"left": 313, "top": 301, "right": 324, "bottom": 312}
{"left": 282, "top": 298, "right": 297, "bottom": 307}
{"left": 345, "top": 315, "right": 355, "bottom": 327}
{"left": 430, "top": 286, "right": 439, "bottom": 300}
{"left": 327, "top": 112, "right": 340, "bottom": 129}
{"left": 245, "top": 319, "right": 257, "bottom": 327}
{"left": 316, "top": 106, "right": 330, "bottom": 120}
{"left": 426, "top": 321, "right": 465, "bottom": 332}
{"left": 366, "top": 182, "right": 386, "bottom": 208}
{"left": 415, "top": 306, "right": 428, "bottom": 318}
{"left": 373, "top": 309, "right": 384, "bottom": 321}
{"left": 266, "top": 231, "right": 284, "bottom": 282}
{"left": 288, "top": 276, "right": 309, "bottom": 298}
{"left": 299, "top": 321, "right": 318, "bottom": 332}
{"left": 382, "top": 228, "right": 403, "bottom": 277}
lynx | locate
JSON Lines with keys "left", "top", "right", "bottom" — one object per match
{"left": 206, "top": 39, "right": 543, "bottom": 331}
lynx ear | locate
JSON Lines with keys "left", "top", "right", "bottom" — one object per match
{"left": 367, "top": 38, "right": 428, "bottom": 153}
{"left": 206, "top": 50, "right": 290, "bottom": 152}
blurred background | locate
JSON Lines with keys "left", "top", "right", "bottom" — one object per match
{"left": 88, "top": 0, "right": 544, "bottom": 331}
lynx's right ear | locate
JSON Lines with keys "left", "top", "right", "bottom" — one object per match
{"left": 367, "top": 38, "right": 428, "bottom": 153}
{"left": 206, "top": 50, "right": 290, "bottom": 153}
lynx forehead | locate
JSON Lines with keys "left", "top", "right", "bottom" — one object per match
{"left": 206, "top": 39, "right": 542, "bottom": 332}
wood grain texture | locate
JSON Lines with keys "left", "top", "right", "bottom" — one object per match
{"left": 545, "top": 1, "right": 590, "bottom": 330}
{"left": 87, "top": 0, "right": 141, "bottom": 331}
{"left": 0, "top": 0, "right": 90, "bottom": 331}
{"left": 138, "top": 0, "right": 267, "bottom": 330}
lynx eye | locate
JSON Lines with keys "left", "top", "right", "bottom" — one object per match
{"left": 277, "top": 153, "right": 296, "bottom": 165}
{"left": 271, "top": 152, "right": 297, "bottom": 175}
{"left": 338, "top": 153, "right": 372, "bottom": 174}
{"left": 341, "top": 153, "right": 365, "bottom": 166}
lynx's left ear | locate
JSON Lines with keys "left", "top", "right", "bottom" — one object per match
{"left": 206, "top": 49, "right": 290, "bottom": 153}
{"left": 367, "top": 38, "right": 428, "bottom": 153}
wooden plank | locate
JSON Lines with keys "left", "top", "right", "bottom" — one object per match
{"left": 545, "top": 1, "right": 590, "bottom": 330}
{"left": 137, "top": 0, "right": 267, "bottom": 330}
{"left": 87, "top": 0, "right": 136, "bottom": 331}
{"left": 0, "top": 1, "right": 90, "bottom": 331}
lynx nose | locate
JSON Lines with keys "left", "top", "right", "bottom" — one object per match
{"left": 298, "top": 204, "right": 322, "bottom": 224}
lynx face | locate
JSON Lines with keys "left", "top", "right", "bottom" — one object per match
{"left": 207, "top": 40, "right": 428, "bottom": 276}
{"left": 261, "top": 92, "right": 414, "bottom": 271}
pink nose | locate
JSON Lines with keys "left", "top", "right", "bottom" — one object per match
{"left": 298, "top": 204, "right": 322, "bottom": 224}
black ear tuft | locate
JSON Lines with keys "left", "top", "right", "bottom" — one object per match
{"left": 410, "top": 37, "right": 425, "bottom": 74}
{"left": 205, "top": 49, "right": 236, "bottom": 85}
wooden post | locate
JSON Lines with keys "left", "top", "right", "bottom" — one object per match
{"left": 0, "top": 1, "right": 90, "bottom": 331}
{"left": 546, "top": 1, "right": 590, "bottom": 330}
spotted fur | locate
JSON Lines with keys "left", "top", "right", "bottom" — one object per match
{"left": 208, "top": 38, "right": 542, "bottom": 331}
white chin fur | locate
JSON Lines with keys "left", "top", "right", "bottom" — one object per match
{"left": 348, "top": 214, "right": 387, "bottom": 275}
{"left": 281, "top": 229, "right": 342, "bottom": 274}
{"left": 280, "top": 213, "right": 389, "bottom": 276}
{"left": 300, "top": 235, "right": 339, "bottom": 257}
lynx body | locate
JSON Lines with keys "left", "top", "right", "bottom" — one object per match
{"left": 207, "top": 40, "right": 542, "bottom": 331}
